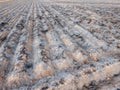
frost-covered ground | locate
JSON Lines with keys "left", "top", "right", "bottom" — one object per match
{"left": 0, "top": 0, "right": 120, "bottom": 89}
{"left": 52, "top": 0, "right": 120, "bottom": 3}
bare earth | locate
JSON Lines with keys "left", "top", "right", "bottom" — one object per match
{"left": 0, "top": 0, "right": 120, "bottom": 89}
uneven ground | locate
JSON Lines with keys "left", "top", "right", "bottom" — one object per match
{"left": 0, "top": 0, "right": 120, "bottom": 89}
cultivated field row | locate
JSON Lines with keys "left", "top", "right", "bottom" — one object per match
{"left": 0, "top": 0, "right": 120, "bottom": 89}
